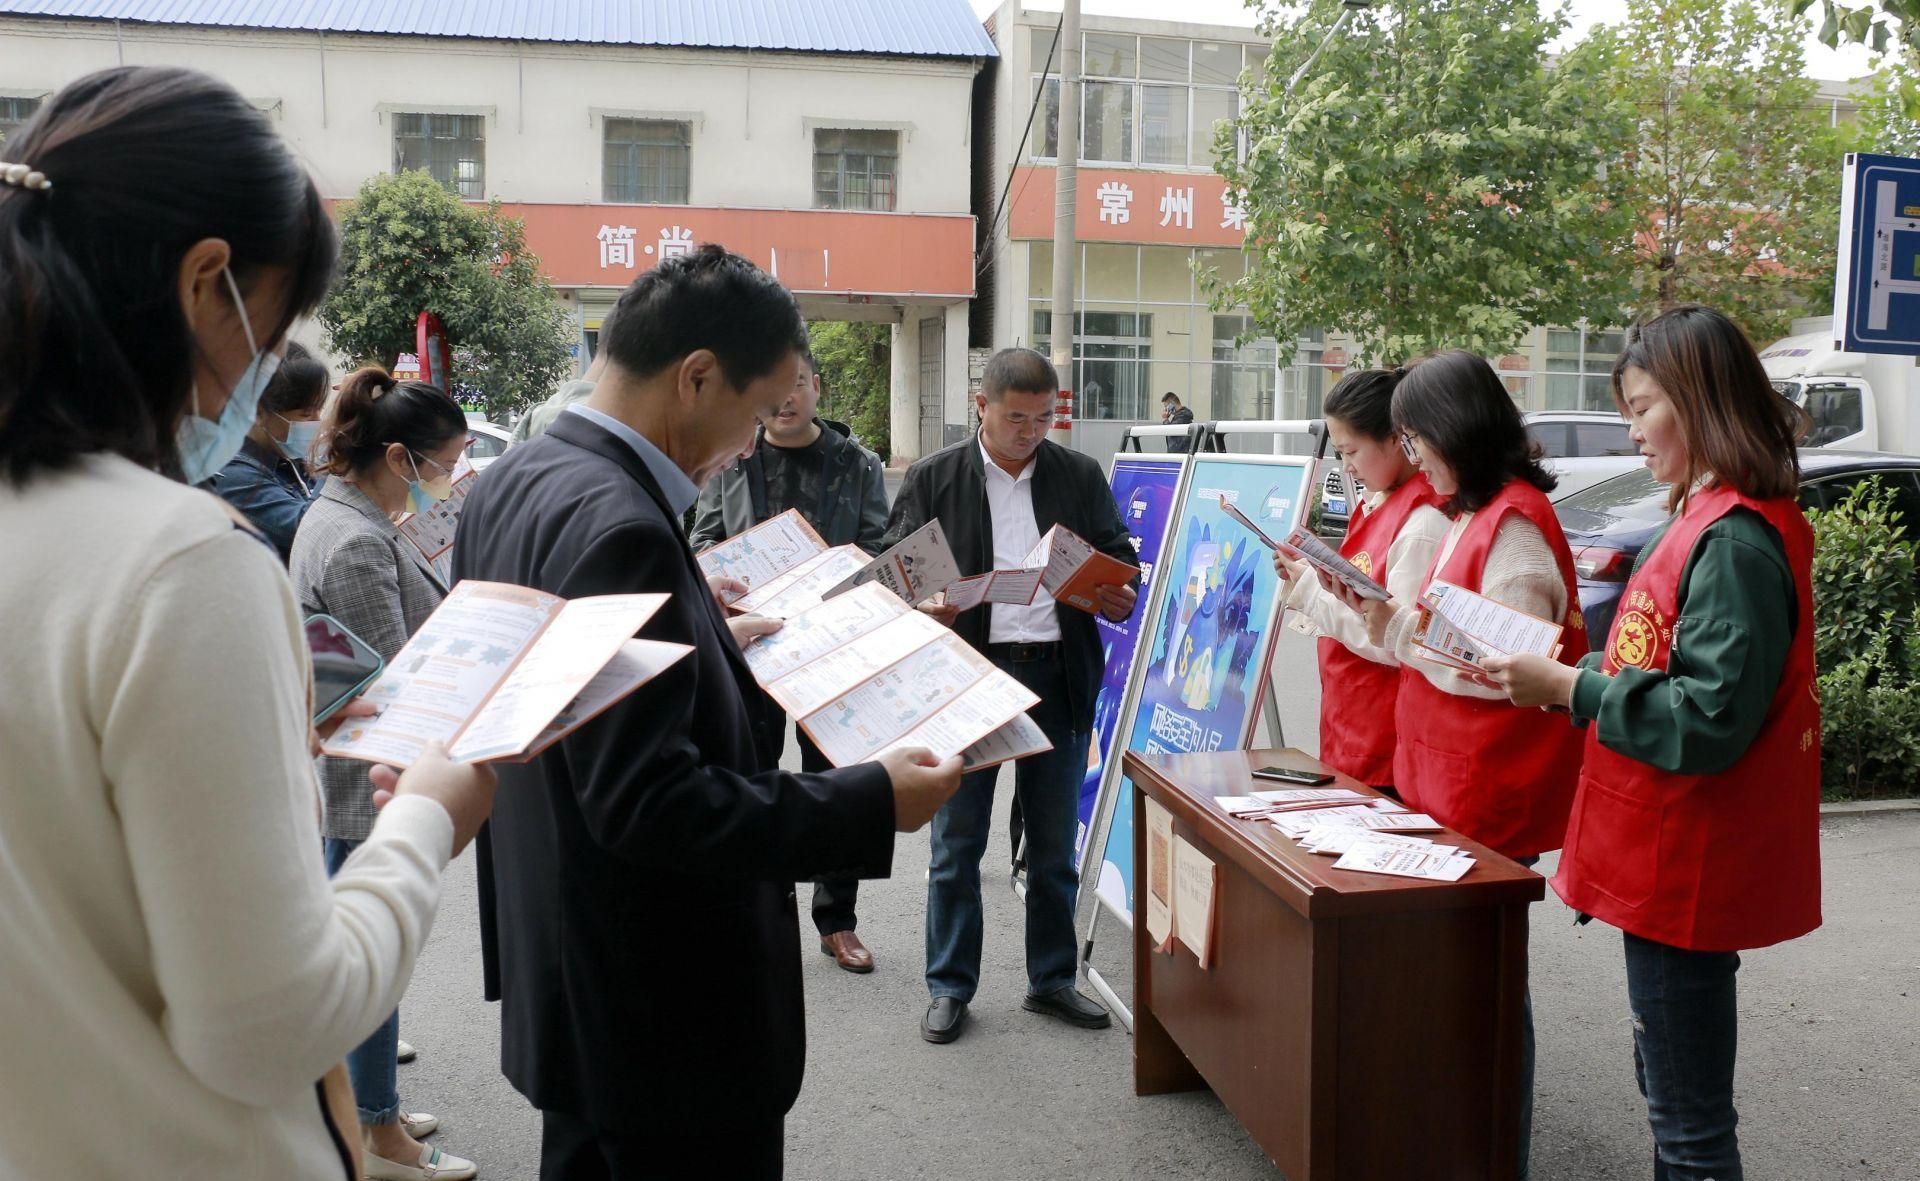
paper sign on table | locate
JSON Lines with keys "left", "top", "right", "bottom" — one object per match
{"left": 696, "top": 509, "right": 826, "bottom": 604}
{"left": 321, "top": 582, "right": 689, "bottom": 767}
{"left": 1412, "top": 579, "right": 1564, "bottom": 672}
{"left": 945, "top": 525, "right": 1138, "bottom": 614}
{"left": 1144, "top": 796, "right": 1175, "bottom": 950}
{"left": 1172, "top": 835, "right": 1220, "bottom": 968}
{"left": 396, "top": 455, "right": 477, "bottom": 565}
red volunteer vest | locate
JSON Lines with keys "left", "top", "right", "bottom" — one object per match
{"left": 1317, "top": 474, "right": 1444, "bottom": 786}
{"left": 1553, "top": 486, "right": 1822, "bottom": 951}
{"left": 1392, "top": 480, "right": 1586, "bottom": 858}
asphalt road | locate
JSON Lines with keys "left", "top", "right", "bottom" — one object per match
{"left": 389, "top": 629, "right": 1920, "bottom": 1180}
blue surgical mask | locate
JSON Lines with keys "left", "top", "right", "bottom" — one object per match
{"left": 176, "top": 267, "right": 282, "bottom": 485}
{"left": 403, "top": 451, "right": 456, "bottom": 516}
{"left": 273, "top": 413, "right": 321, "bottom": 464}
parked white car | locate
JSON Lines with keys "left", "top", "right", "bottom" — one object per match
{"left": 467, "top": 421, "right": 512, "bottom": 471}
{"left": 1525, "top": 410, "right": 1643, "bottom": 502}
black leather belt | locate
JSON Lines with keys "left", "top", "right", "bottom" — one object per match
{"left": 985, "top": 641, "right": 1062, "bottom": 663}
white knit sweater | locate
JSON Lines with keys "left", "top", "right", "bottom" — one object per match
{"left": 0, "top": 455, "right": 453, "bottom": 1179}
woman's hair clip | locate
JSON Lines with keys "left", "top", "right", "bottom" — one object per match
{"left": 0, "top": 161, "right": 53, "bottom": 193}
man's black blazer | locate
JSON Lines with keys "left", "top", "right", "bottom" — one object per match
{"left": 882, "top": 433, "right": 1136, "bottom": 735}
{"left": 451, "top": 410, "right": 896, "bottom": 1132}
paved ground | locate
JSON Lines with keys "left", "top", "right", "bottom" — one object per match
{"left": 393, "top": 631, "right": 1920, "bottom": 1180}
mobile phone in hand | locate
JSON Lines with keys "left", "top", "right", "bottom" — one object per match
{"left": 305, "top": 614, "right": 384, "bottom": 724}
{"left": 1250, "top": 765, "right": 1335, "bottom": 786}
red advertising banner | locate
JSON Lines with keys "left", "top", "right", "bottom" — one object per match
{"left": 496, "top": 203, "right": 977, "bottom": 299}
{"left": 1007, "top": 167, "right": 1248, "bottom": 248}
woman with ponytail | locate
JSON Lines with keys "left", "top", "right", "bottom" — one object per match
{"left": 0, "top": 67, "right": 493, "bottom": 1180}
{"left": 289, "top": 366, "right": 479, "bottom": 1181}
{"left": 206, "top": 340, "right": 330, "bottom": 562}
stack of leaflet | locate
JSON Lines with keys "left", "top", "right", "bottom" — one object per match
{"left": 1213, "top": 786, "right": 1479, "bottom": 882}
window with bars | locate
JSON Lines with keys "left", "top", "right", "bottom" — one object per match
{"left": 1032, "top": 309, "right": 1153, "bottom": 421}
{"left": 392, "top": 112, "right": 486, "bottom": 199}
{"left": 1029, "top": 32, "right": 1249, "bottom": 168}
{"left": 0, "top": 95, "right": 42, "bottom": 144}
{"left": 813, "top": 129, "right": 898, "bottom": 211}
{"left": 603, "top": 118, "right": 690, "bottom": 204}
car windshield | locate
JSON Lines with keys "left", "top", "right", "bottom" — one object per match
{"left": 1553, "top": 467, "right": 1673, "bottom": 535}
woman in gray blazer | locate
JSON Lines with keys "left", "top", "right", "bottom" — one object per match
{"left": 289, "top": 366, "right": 476, "bottom": 1181}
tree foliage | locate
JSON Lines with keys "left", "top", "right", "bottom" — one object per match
{"left": 1586, "top": 0, "right": 1847, "bottom": 343}
{"left": 1215, "top": 0, "right": 1636, "bottom": 365}
{"left": 319, "top": 170, "right": 572, "bottom": 422}
{"left": 1851, "top": 68, "right": 1920, "bottom": 157}
{"left": 810, "top": 320, "right": 891, "bottom": 463}
{"left": 1794, "top": 0, "right": 1920, "bottom": 57}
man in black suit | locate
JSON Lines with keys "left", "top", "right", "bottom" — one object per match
{"left": 452, "top": 244, "right": 962, "bottom": 1179}
{"left": 885, "top": 348, "right": 1139, "bottom": 1045}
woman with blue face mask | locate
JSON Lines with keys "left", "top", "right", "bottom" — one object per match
{"left": 289, "top": 365, "right": 480, "bottom": 1181}
{"left": 206, "top": 341, "right": 330, "bottom": 562}
{"left": 0, "top": 66, "right": 496, "bottom": 1181}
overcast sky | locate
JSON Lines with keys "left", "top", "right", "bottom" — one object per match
{"left": 972, "top": 0, "right": 1879, "bottom": 80}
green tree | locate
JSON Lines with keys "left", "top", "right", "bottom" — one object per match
{"left": 1850, "top": 68, "right": 1920, "bottom": 156}
{"left": 1586, "top": 0, "right": 1847, "bottom": 342}
{"left": 809, "top": 320, "right": 892, "bottom": 463}
{"left": 1215, "top": 0, "right": 1636, "bottom": 365}
{"left": 319, "top": 170, "right": 572, "bottom": 423}
{"left": 1794, "top": 0, "right": 1920, "bottom": 57}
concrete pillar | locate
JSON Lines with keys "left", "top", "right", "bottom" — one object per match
{"left": 945, "top": 301, "right": 971, "bottom": 444}
{"left": 889, "top": 313, "right": 918, "bottom": 464}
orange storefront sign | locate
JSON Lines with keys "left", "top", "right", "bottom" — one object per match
{"left": 497, "top": 203, "right": 976, "bottom": 299}
{"left": 1007, "top": 167, "right": 1248, "bottom": 248}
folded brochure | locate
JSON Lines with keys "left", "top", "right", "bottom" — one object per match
{"left": 944, "top": 524, "right": 1138, "bottom": 614}
{"left": 699, "top": 513, "right": 961, "bottom": 618}
{"left": 740, "top": 581, "right": 1047, "bottom": 768}
{"left": 1411, "top": 579, "right": 1564, "bottom": 672}
{"left": 321, "top": 581, "right": 692, "bottom": 766}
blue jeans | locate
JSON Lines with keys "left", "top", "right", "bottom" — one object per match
{"left": 1624, "top": 931, "right": 1743, "bottom": 1180}
{"left": 322, "top": 837, "right": 403, "bottom": 1126}
{"left": 925, "top": 652, "right": 1088, "bottom": 1003}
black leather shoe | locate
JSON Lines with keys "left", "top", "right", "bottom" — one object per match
{"left": 1023, "top": 987, "right": 1112, "bottom": 1029}
{"left": 921, "top": 997, "right": 968, "bottom": 1044}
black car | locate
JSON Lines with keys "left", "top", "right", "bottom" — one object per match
{"left": 1555, "top": 450, "right": 1920, "bottom": 648}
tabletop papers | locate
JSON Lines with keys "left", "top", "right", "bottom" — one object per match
{"left": 1210, "top": 772, "right": 1481, "bottom": 882}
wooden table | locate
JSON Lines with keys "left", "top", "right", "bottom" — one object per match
{"left": 1125, "top": 747, "right": 1545, "bottom": 1181}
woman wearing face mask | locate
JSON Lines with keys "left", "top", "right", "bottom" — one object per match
{"left": 1484, "top": 306, "right": 1818, "bottom": 1181}
{"left": 1325, "top": 350, "right": 1585, "bottom": 1181}
{"left": 0, "top": 67, "right": 495, "bottom": 1180}
{"left": 1270, "top": 368, "right": 1447, "bottom": 796}
{"left": 289, "top": 367, "right": 476, "bottom": 1181}
{"left": 206, "top": 340, "right": 329, "bottom": 561}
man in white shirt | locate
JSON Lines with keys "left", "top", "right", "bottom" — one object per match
{"left": 883, "top": 349, "right": 1140, "bottom": 1044}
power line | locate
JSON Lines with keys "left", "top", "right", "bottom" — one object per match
{"left": 976, "top": 13, "right": 1063, "bottom": 280}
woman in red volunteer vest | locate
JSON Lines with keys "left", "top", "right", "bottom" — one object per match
{"left": 1486, "top": 305, "right": 1818, "bottom": 1181}
{"left": 1271, "top": 368, "right": 1446, "bottom": 795}
{"left": 1328, "top": 350, "right": 1585, "bottom": 1181}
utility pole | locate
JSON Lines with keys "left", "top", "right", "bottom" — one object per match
{"left": 1048, "top": 0, "right": 1081, "bottom": 446}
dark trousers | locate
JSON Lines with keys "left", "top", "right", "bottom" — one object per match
{"left": 1624, "top": 931, "right": 1744, "bottom": 1181}
{"left": 925, "top": 651, "right": 1088, "bottom": 1002}
{"left": 796, "top": 728, "right": 858, "bottom": 936}
{"left": 540, "top": 1108, "right": 782, "bottom": 1181}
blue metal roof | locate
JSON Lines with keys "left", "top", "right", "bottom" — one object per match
{"left": 0, "top": 1, "right": 999, "bottom": 58}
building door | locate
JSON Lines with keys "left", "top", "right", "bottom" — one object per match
{"left": 918, "top": 316, "right": 945, "bottom": 457}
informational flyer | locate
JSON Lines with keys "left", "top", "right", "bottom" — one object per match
{"left": 1093, "top": 455, "right": 1311, "bottom": 925}
{"left": 695, "top": 508, "right": 826, "bottom": 603}
{"left": 321, "top": 582, "right": 690, "bottom": 766}
{"left": 945, "top": 525, "right": 1137, "bottom": 614}
{"left": 1074, "top": 456, "right": 1182, "bottom": 875}
{"left": 827, "top": 519, "right": 963, "bottom": 608}
{"left": 1412, "top": 580, "right": 1564, "bottom": 671}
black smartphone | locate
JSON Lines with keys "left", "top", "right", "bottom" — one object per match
{"left": 1251, "top": 765, "right": 1335, "bottom": 786}
{"left": 305, "top": 614, "right": 385, "bottom": 724}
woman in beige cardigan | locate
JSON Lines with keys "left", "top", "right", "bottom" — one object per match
{"left": 0, "top": 67, "right": 493, "bottom": 1180}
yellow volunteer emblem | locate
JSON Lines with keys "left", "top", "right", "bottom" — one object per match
{"left": 1611, "top": 610, "right": 1658, "bottom": 671}
{"left": 1351, "top": 550, "right": 1374, "bottom": 577}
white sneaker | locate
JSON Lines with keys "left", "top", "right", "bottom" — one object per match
{"left": 398, "top": 1111, "right": 438, "bottom": 1138}
{"left": 396, "top": 1039, "right": 418, "bottom": 1063}
{"left": 364, "top": 1142, "right": 477, "bottom": 1181}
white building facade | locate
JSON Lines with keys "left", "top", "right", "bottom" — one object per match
{"left": 0, "top": 0, "right": 994, "bottom": 461}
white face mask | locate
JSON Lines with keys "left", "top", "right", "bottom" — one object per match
{"left": 176, "top": 268, "right": 281, "bottom": 484}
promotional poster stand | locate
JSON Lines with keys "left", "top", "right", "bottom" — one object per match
{"left": 1077, "top": 422, "right": 1327, "bottom": 1029}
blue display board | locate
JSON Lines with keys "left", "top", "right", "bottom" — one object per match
{"left": 1091, "top": 454, "right": 1314, "bottom": 925}
{"left": 1836, "top": 152, "right": 1920, "bottom": 356}
{"left": 1073, "top": 455, "right": 1186, "bottom": 871}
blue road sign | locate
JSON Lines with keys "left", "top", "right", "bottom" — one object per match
{"left": 1836, "top": 152, "right": 1920, "bottom": 356}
